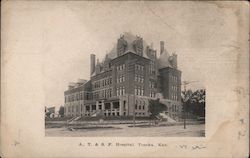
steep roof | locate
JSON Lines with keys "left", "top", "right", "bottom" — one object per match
{"left": 105, "top": 32, "right": 150, "bottom": 60}
{"left": 157, "top": 49, "right": 173, "bottom": 69}
{"left": 92, "top": 32, "right": 160, "bottom": 77}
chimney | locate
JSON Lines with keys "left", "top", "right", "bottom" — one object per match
{"left": 160, "top": 41, "right": 164, "bottom": 55}
{"left": 90, "top": 54, "right": 96, "bottom": 75}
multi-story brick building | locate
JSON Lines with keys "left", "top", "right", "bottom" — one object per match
{"left": 64, "top": 32, "right": 182, "bottom": 120}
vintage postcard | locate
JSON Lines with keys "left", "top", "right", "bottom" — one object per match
{"left": 1, "top": 1, "right": 249, "bottom": 157}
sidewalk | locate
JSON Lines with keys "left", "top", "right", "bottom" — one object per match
{"left": 45, "top": 124, "right": 205, "bottom": 137}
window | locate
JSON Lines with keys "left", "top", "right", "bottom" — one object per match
{"left": 135, "top": 64, "right": 144, "bottom": 71}
{"left": 150, "top": 81, "right": 155, "bottom": 88}
{"left": 109, "top": 89, "right": 112, "bottom": 97}
{"left": 135, "top": 87, "right": 138, "bottom": 95}
{"left": 123, "top": 101, "right": 126, "bottom": 109}
{"left": 119, "top": 88, "right": 122, "bottom": 95}
{"left": 116, "top": 87, "right": 125, "bottom": 96}
{"left": 135, "top": 75, "right": 144, "bottom": 83}
{"left": 134, "top": 86, "right": 143, "bottom": 96}
{"left": 117, "top": 75, "right": 125, "bottom": 83}
{"left": 150, "top": 92, "right": 155, "bottom": 98}
{"left": 117, "top": 64, "right": 125, "bottom": 71}
{"left": 122, "top": 87, "right": 125, "bottom": 95}
{"left": 116, "top": 88, "right": 119, "bottom": 96}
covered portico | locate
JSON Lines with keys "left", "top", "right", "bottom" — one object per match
{"left": 84, "top": 98, "right": 127, "bottom": 117}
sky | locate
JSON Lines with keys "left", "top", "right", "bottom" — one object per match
{"left": 3, "top": 1, "right": 240, "bottom": 108}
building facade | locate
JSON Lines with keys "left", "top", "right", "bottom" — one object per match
{"left": 64, "top": 33, "right": 182, "bottom": 120}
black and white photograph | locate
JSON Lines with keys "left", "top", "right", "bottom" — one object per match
{"left": 45, "top": 31, "right": 206, "bottom": 137}
{"left": 40, "top": 1, "right": 209, "bottom": 137}
{"left": 1, "top": 1, "right": 248, "bottom": 158}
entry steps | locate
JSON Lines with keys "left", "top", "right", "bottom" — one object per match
{"left": 158, "top": 113, "right": 176, "bottom": 123}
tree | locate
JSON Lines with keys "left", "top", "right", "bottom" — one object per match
{"left": 59, "top": 106, "right": 65, "bottom": 117}
{"left": 181, "top": 89, "right": 206, "bottom": 117}
{"left": 190, "top": 89, "right": 205, "bottom": 117}
{"left": 148, "top": 99, "right": 167, "bottom": 118}
{"left": 45, "top": 106, "right": 51, "bottom": 118}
